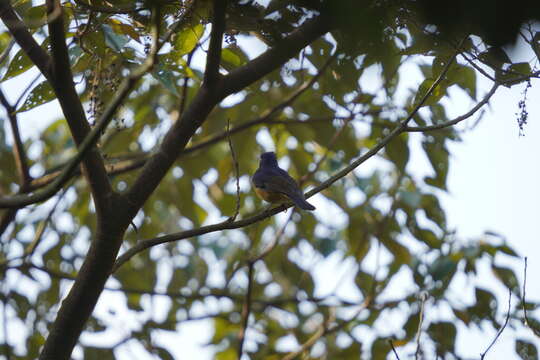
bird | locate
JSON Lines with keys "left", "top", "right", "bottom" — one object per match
{"left": 252, "top": 152, "right": 316, "bottom": 211}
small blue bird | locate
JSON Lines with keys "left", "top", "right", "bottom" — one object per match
{"left": 252, "top": 152, "right": 315, "bottom": 211}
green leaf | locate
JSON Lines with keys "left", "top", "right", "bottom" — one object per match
{"left": 422, "top": 135, "right": 449, "bottom": 190}
{"left": 472, "top": 287, "right": 497, "bottom": 321}
{"left": 385, "top": 133, "right": 409, "bottom": 172}
{"left": 221, "top": 45, "right": 248, "bottom": 70}
{"left": 355, "top": 270, "right": 375, "bottom": 298}
{"left": 414, "top": 78, "right": 446, "bottom": 107}
{"left": 371, "top": 337, "right": 391, "bottom": 360}
{"left": 2, "top": 47, "right": 33, "bottom": 81}
{"left": 215, "top": 347, "right": 237, "bottom": 360}
{"left": 429, "top": 256, "right": 457, "bottom": 281}
{"left": 153, "top": 66, "right": 180, "bottom": 96}
{"left": 492, "top": 265, "right": 520, "bottom": 294}
{"left": 516, "top": 339, "right": 538, "bottom": 360}
{"left": 380, "top": 236, "right": 411, "bottom": 265}
{"left": 24, "top": 4, "right": 46, "bottom": 28}
{"left": 496, "top": 244, "right": 519, "bottom": 257}
{"left": 498, "top": 62, "right": 532, "bottom": 86}
{"left": 102, "top": 24, "right": 130, "bottom": 52}
{"left": 17, "top": 80, "right": 56, "bottom": 112}
{"left": 173, "top": 23, "right": 204, "bottom": 58}
{"left": 153, "top": 346, "right": 175, "bottom": 360}
{"left": 479, "top": 47, "right": 512, "bottom": 67}
{"left": 83, "top": 347, "right": 116, "bottom": 360}
{"left": 447, "top": 64, "right": 477, "bottom": 99}
{"left": 428, "top": 322, "right": 456, "bottom": 355}
{"left": 316, "top": 237, "right": 336, "bottom": 257}
{"left": 399, "top": 190, "right": 422, "bottom": 208}
{"left": 347, "top": 210, "right": 371, "bottom": 262}
{"left": 421, "top": 193, "right": 446, "bottom": 228}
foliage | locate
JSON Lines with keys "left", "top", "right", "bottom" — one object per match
{"left": 0, "top": 0, "right": 539, "bottom": 359}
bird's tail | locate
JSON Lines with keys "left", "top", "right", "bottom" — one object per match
{"left": 289, "top": 193, "right": 316, "bottom": 211}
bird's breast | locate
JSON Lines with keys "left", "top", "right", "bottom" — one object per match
{"left": 254, "top": 187, "right": 289, "bottom": 203}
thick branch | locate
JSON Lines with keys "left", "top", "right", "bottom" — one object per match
{"left": 29, "top": 55, "right": 335, "bottom": 192}
{"left": 114, "top": 42, "right": 461, "bottom": 270}
{"left": 123, "top": 13, "right": 334, "bottom": 223}
{"left": 0, "top": 0, "right": 52, "bottom": 79}
{"left": 222, "top": 15, "right": 332, "bottom": 96}
{"left": 38, "top": 18, "right": 175, "bottom": 360}
{"left": 46, "top": 0, "right": 112, "bottom": 214}
{"left": 203, "top": 0, "right": 227, "bottom": 85}
{"left": 0, "top": 73, "right": 137, "bottom": 209}
{"left": 26, "top": 117, "right": 335, "bottom": 192}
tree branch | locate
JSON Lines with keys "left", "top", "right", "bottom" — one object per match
{"left": 26, "top": 117, "right": 336, "bottom": 192}
{"left": 0, "top": 0, "right": 53, "bottom": 79}
{"left": 74, "top": 0, "right": 145, "bottom": 14}
{"left": 222, "top": 15, "right": 332, "bottom": 96}
{"left": 0, "top": 86, "right": 31, "bottom": 236}
{"left": 203, "top": 0, "right": 227, "bottom": 86}
{"left": 480, "top": 288, "right": 512, "bottom": 359}
{"left": 237, "top": 261, "right": 254, "bottom": 357}
{"left": 404, "top": 81, "right": 499, "bottom": 132}
{"left": 123, "top": 13, "right": 334, "bottom": 224}
{"left": 0, "top": 72, "right": 136, "bottom": 209}
{"left": 521, "top": 257, "right": 540, "bottom": 338}
{"left": 114, "top": 41, "right": 461, "bottom": 271}
{"left": 37, "top": 16, "right": 182, "bottom": 360}
{"left": 0, "top": 88, "right": 30, "bottom": 187}
{"left": 46, "top": 0, "right": 112, "bottom": 214}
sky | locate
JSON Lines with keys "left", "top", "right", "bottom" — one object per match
{"left": 443, "top": 76, "right": 540, "bottom": 357}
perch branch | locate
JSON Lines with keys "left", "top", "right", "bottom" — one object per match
{"left": 113, "top": 45, "right": 461, "bottom": 270}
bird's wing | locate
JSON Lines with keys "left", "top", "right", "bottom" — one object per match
{"left": 263, "top": 174, "right": 301, "bottom": 197}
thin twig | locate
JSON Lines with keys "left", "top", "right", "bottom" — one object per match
{"left": 480, "top": 288, "right": 512, "bottom": 359}
{"left": 0, "top": 4, "right": 175, "bottom": 209}
{"left": 0, "top": 187, "right": 67, "bottom": 267}
{"left": 281, "top": 299, "right": 371, "bottom": 360}
{"left": 299, "top": 114, "right": 353, "bottom": 185}
{"left": 1, "top": 291, "right": 10, "bottom": 359}
{"left": 179, "top": 49, "right": 196, "bottom": 116}
{"left": 237, "top": 261, "right": 254, "bottom": 358}
{"left": 25, "top": 57, "right": 339, "bottom": 193}
{"left": 250, "top": 210, "right": 294, "bottom": 264}
{"left": 404, "top": 82, "right": 499, "bottom": 132}
{"left": 415, "top": 291, "right": 428, "bottom": 360}
{"left": 225, "top": 210, "right": 295, "bottom": 289}
{"left": 0, "top": 86, "right": 31, "bottom": 237}
{"left": 460, "top": 51, "right": 497, "bottom": 82}
{"left": 227, "top": 118, "right": 241, "bottom": 222}
{"left": 0, "top": 87, "right": 31, "bottom": 187}
{"left": 522, "top": 257, "right": 540, "bottom": 338}
{"left": 282, "top": 308, "right": 336, "bottom": 360}
{"left": 74, "top": 0, "right": 144, "bottom": 14}
{"left": 3, "top": 262, "right": 368, "bottom": 310}
{"left": 389, "top": 339, "right": 401, "bottom": 360}
{"left": 113, "top": 45, "right": 463, "bottom": 271}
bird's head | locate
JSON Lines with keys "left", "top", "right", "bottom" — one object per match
{"left": 260, "top": 152, "right": 278, "bottom": 167}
